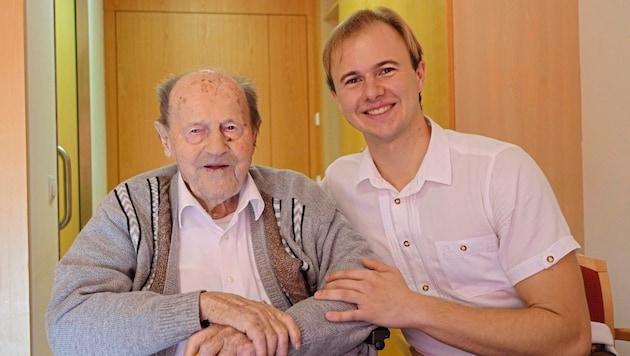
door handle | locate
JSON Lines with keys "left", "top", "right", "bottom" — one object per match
{"left": 57, "top": 145, "right": 72, "bottom": 229}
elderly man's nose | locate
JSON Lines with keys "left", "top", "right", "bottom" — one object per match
{"left": 204, "top": 130, "right": 228, "bottom": 153}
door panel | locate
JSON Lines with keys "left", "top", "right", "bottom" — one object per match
{"left": 115, "top": 12, "right": 272, "bottom": 181}
{"left": 269, "top": 16, "right": 310, "bottom": 174}
{"left": 55, "top": 0, "right": 80, "bottom": 257}
{"left": 106, "top": 2, "right": 318, "bottom": 187}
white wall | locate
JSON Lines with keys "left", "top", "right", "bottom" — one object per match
{"left": 0, "top": 1, "right": 57, "bottom": 355}
{"left": 88, "top": 0, "right": 109, "bottom": 207}
{"left": 26, "top": 1, "right": 58, "bottom": 354}
{"left": 579, "top": 0, "right": 630, "bottom": 353}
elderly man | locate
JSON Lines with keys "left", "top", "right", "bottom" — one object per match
{"left": 46, "top": 69, "right": 376, "bottom": 356}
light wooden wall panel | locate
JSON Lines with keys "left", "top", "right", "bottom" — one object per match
{"left": 269, "top": 16, "right": 311, "bottom": 175}
{"left": 105, "top": 0, "right": 313, "bottom": 14}
{"left": 451, "top": 0, "right": 584, "bottom": 245}
{"left": 104, "top": 0, "right": 321, "bottom": 186}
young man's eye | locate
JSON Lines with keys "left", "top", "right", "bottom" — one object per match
{"left": 345, "top": 77, "right": 359, "bottom": 85}
{"left": 381, "top": 67, "right": 394, "bottom": 74}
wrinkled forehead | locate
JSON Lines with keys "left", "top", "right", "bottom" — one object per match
{"left": 169, "top": 71, "right": 245, "bottom": 111}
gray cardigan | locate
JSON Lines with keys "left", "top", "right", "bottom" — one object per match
{"left": 46, "top": 165, "right": 376, "bottom": 355}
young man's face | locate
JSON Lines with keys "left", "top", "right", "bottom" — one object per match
{"left": 155, "top": 72, "right": 257, "bottom": 211}
{"left": 329, "top": 22, "right": 426, "bottom": 144}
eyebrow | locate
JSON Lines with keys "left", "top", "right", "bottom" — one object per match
{"left": 338, "top": 60, "right": 400, "bottom": 84}
{"left": 219, "top": 118, "right": 243, "bottom": 126}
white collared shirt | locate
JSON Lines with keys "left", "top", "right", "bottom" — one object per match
{"left": 175, "top": 172, "right": 268, "bottom": 355}
{"left": 323, "top": 118, "right": 579, "bottom": 355}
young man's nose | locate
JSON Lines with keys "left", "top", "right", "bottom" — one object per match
{"left": 363, "top": 76, "right": 384, "bottom": 101}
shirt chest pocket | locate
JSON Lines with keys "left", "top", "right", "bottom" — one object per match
{"left": 435, "top": 235, "right": 512, "bottom": 298}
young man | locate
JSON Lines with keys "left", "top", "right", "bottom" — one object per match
{"left": 315, "top": 7, "right": 591, "bottom": 355}
{"left": 46, "top": 68, "right": 377, "bottom": 356}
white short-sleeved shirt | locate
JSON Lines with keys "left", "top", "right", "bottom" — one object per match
{"left": 323, "top": 118, "right": 580, "bottom": 355}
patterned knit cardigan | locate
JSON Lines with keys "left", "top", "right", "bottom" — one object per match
{"left": 46, "top": 164, "right": 375, "bottom": 356}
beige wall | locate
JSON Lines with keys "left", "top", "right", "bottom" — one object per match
{"left": 0, "top": 1, "right": 30, "bottom": 353}
{"left": 0, "top": 1, "right": 57, "bottom": 355}
{"left": 579, "top": 0, "right": 630, "bottom": 353}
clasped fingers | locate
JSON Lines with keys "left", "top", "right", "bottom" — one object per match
{"left": 199, "top": 292, "right": 301, "bottom": 356}
{"left": 240, "top": 300, "right": 301, "bottom": 356}
{"left": 185, "top": 324, "right": 254, "bottom": 356}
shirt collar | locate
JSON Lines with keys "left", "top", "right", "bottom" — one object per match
{"left": 177, "top": 171, "right": 264, "bottom": 228}
{"left": 352, "top": 116, "right": 452, "bottom": 191}
{"left": 353, "top": 147, "right": 386, "bottom": 188}
{"left": 420, "top": 117, "right": 452, "bottom": 186}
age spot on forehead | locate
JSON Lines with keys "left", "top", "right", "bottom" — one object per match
{"left": 173, "top": 73, "right": 243, "bottom": 110}
{"left": 198, "top": 76, "right": 233, "bottom": 94}
{"left": 199, "top": 77, "right": 215, "bottom": 93}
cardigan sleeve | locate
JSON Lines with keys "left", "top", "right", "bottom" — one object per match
{"left": 251, "top": 166, "right": 380, "bottom": 355}
{"left": 284, "top": 209, "right": 378, "bottom": 355}
{"left": 45, "top": 187, "right": 200, "bottom": 356}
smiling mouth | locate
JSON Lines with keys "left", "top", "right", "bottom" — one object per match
{"left": 365, "top": 104, "right": 393, "bottom": 115}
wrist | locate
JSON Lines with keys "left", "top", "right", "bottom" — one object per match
{"left": 198, "top": 291, "right": 209, "bottom": 324}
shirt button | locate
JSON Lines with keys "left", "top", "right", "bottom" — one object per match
{"left": 546, "top": 255, "right": 555, "bottom": 263}
{"left": 422, "top": 284, "right": 430, "bottom": 292}
{"left": 394, "top": 198, "right": 401, "bottom": 204}
{"left": 227, "top": 276, "right": 235, "bottom": 283}
{"left": 403, "top": 240, "right": 410, "bottom": 247}
{"left": 460, "top": 245, "right": 468, "bottom": 252}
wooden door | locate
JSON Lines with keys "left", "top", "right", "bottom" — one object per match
{"left": 104, "top": 1, "right": 321, "bottom": 188}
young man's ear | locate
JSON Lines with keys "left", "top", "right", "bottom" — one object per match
{"left": 415, "top": 60, "right": 427, "bottom": 92}
{"left": 329, "top": 89, "right": 344, "bottom": 113}
{"left": 154, "top": 122, "right": 172, "bottom": 158}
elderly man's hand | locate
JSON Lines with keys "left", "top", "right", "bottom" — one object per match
{"left": 199, "top": 292, "right": 301, "bottom": 356}
{"left": 184, "top": 324, "right": 254, "bottom": 356}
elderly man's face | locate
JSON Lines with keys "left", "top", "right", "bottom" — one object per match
{"left": 155, "top": 72, "right": 257, "bottom": 211}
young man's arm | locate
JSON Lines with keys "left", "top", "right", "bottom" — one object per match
{"left": 316, "top": 252, "right": 591, "bottom": 355}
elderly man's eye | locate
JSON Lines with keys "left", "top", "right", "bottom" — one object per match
{"left": 182, "top": 126, "right": 207, "bottom": 144}
{"left": 222, "top": 123, "right": 244, "bottom": 140}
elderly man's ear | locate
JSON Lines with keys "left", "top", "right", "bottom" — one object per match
{"left": 154, "top": 122, "right": 172, "bottom": 158}
{"left": 253, "top": 120, "right": 262, "bottom": 148}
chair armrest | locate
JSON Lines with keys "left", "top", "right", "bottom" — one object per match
{"left": 615, "top": 327, "right": 630, "bottom": 341}
{"left": 364, "top": 327, "right": 391, "bottom": 350}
